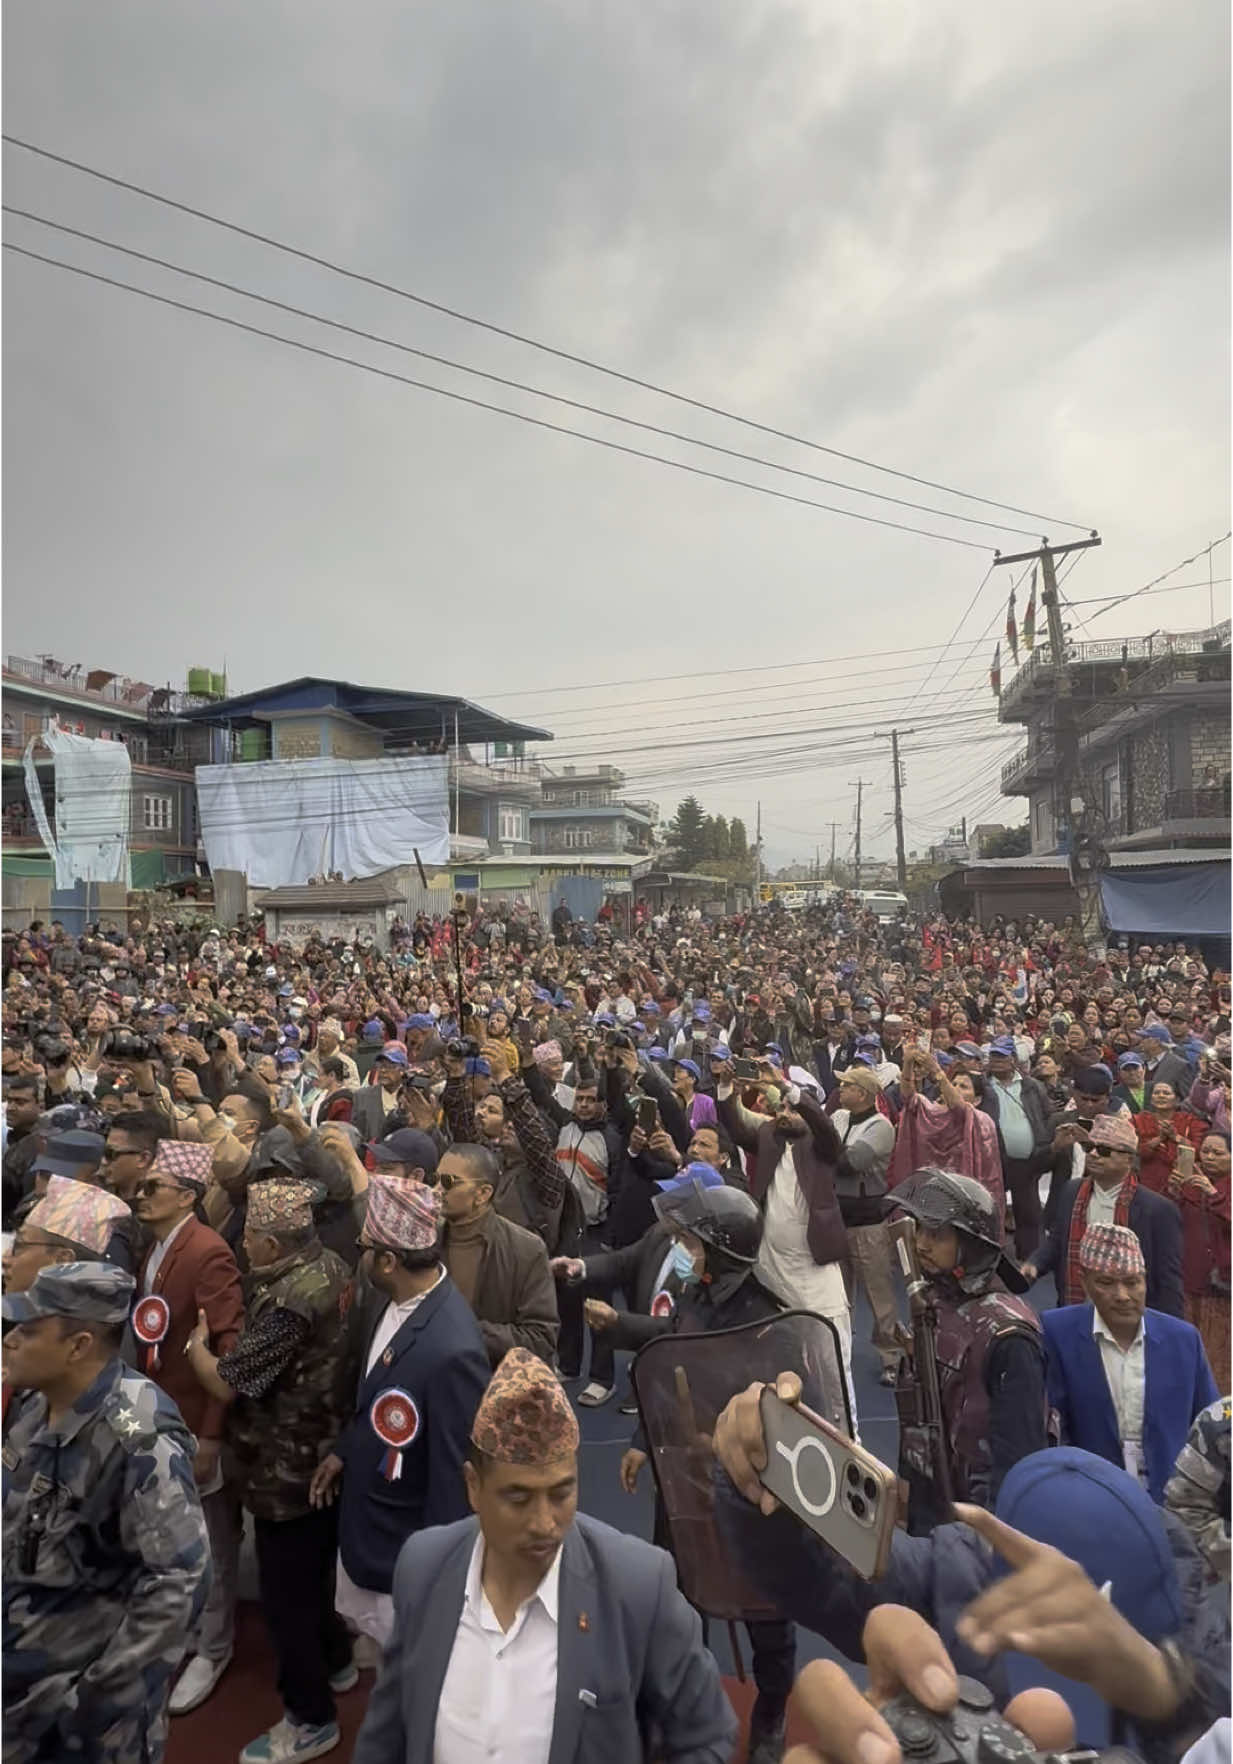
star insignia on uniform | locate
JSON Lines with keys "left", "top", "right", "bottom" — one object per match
{"left": 113, "top": 1408, "right": 143, "bottom": 1438}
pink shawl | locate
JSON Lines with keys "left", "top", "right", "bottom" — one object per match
{"left": 889, "top": 1091, "right": 1006, "bottom": 1235}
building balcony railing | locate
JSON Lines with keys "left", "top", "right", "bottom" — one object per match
{"left": 1163, "top": 786, "right": 1231, "bottom": 821}
{"left": 449, "top": 756, "right": 544, "bottom": 800}
{"left": 998, "top": 620, "right": 1231, "bottom": 715}
{"left": 1000, "top": 743, "right": 1056, "bottom": 792}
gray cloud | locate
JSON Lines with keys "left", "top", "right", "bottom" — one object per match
{"left": 4, "top": 0, "right": 1228, "bottom": 868}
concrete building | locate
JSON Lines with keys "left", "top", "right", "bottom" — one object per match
{"left": 531, "top": 765, "right": 658, "bottom": 860}
{"left": 997, "top": 618, "right": 1231, "bottom": 856}
{"left": 2, "top": 653, "right": 220, "bottom": 927}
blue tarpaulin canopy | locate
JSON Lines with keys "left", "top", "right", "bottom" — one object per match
{"left": 1100, "top": 863, "right": 1230, "bottom": 938}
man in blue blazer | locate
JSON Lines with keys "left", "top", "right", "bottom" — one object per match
{"left": 309, "top": 1173, "right": 490, "bottom": 1650}
{"left": 353, "top": 1347, "right": 737, "bottom": 1764}
{"left": 1043, "top": 1223, "right": 1218, "bottom": 1505}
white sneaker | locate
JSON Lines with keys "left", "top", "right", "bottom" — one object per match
{"left": 328, "top": 1660, "right": 359, "bottom": 1693}
{"left": 239, "top": 1717, "right": 341, "bottom": 1763}
{"left": 169, "top": 1650, "right": 231, "bottom": 1714}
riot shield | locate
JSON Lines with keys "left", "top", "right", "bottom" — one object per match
{"left": 629, "top": 1309, "right": 850, "bottom": 1622}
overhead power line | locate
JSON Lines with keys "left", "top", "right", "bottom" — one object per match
{"left": 2, "top": 242, "right": 993, "bottom": 552}
{"left": 1081, "top": 534, "right": 1232, "bottom": 627}
{"left": 3, "top": 205, "right": 1044, "bottom": 542}
{"left": 3, "top": 133, "right": 1093, "bottom": 536}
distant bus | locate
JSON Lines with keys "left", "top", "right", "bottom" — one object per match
{"left": 858, "top": 889, "right": 908, "bottom": 921}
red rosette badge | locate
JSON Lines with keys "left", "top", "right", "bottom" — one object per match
{"left": 370, "top": 1388, "right": 419, "bottom": 1481}
{"left": 650, "top": 1291, "right": 675, "bottom": 1319}
{"left": 133, "top": 1294, "right": 171, "bottom": 1371}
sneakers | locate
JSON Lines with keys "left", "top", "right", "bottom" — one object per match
{"left": 169, "top": 1650, "right": 232, "bottom": 1715}
{"left": 747, "top": 1721, "right": 786, "bottom": 1764}
{"left": 239, "top": 1718, "right": 341, "bottom": 1763}
{"left": 577, "top": 1381, "right": 616, "bottom": 1407}
{"left": 328, "top": 1660, "right": 359, "bottom": 1694}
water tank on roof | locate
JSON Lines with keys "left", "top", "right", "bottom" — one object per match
{"left": 239, "top": 728, "right": 267, "bottom": 762}
{"left": 187, "top": 667, "right": 212, "bottom": 697}
{"left": 210, "top": 672, "right": 226, "bottom": 698}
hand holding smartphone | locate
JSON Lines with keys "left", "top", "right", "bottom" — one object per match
{"left": 757, "top": 1388, "right": 897, "bottom": 1579}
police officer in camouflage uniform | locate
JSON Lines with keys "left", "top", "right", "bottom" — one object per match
{"left": 2, "top": 1262, "right": 209, "bottom": 1764}
{"left": 185, "top": 1176, "right": 354, "bottom": 1764}
{"left": 1165, "top": 1395, "right": 1231, "bottom": 1584}
{"left": 891, "top": 1168, "right": 1050, "bottom": 1533}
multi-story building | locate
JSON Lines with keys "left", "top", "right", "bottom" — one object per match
{"left": 178, "top": 674, "right": 551, "bottom": 870}
{"left": 531, "top": 765, "right": 658, "bottom": 858}
{"left": 997, "top": 618, "right": 1231, "bottom": 856}
{"left": 2, "top": 654, "right": 221, "bottom": 923}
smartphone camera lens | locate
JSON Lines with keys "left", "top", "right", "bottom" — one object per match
{"left": 849, "top": 1493, "right": 867, "bottom": 1520}
{"left": 863, "top": 1476, "right": 879, "bottom": 1502}
{"left": 845, "top": 1464, "right": 860, "bottom": 1487}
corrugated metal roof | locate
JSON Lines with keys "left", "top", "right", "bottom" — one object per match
{"left": 957, "top": 849, "right": 1226, "bottom": 873}
{"left": 256, "top": 877, "right": 405, "bottom": 908}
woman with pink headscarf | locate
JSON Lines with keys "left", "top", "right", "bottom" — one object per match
{"left": 891, "top": 1047, "right": 1006, "bottom": 1233}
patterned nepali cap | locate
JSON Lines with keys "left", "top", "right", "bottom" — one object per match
{"left": 247, "top": 1177, "right": 316, "bottom": 1233}
{"left": 28, "top": 1174, "right": 130, "bottom": 1255}
{"left": 1079, "top": 1223, "right": 1145, "bottom": 1277}
{"left": 533, "top": 1040, "right": 563, "bottom": 1065}
{"left": 1089, "top": 1112, "right": 1138, "bottom": 1152}
{"left": 361, "top": 1175, "right": 441, "bottom": 1252}
{"left": 150, "top": 1140, "right": 213, "bottom": 1194}
{"left": 471, "top": 1346, "right": 580, "bottom": 1465}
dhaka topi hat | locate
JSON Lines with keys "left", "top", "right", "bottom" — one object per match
{"left": 247, "top": 1177, "right": 316, "bottom": 1234}
{"left": 361, "top": 1175, "right": 441, "bottom": 1252}
{"left": 1089, "top": 1113, "right": 1138, "bottom": 1152}
{"left": 1079, "top": 1223, "right": 1145, "bottom": 1277}
{"left": 471, "top": 1346, "right": 580, "bottom": 1465}
{"left": 2, "top": 1261, "right": 135, "bottom": 1326}
{"left": 533, "top": 1040, "right": 563, "bottom": 1066}
{"left": 27, "top": 1175, "right": 130, "bottom": 1255}
{"left": 149, "top": 1140, "right": 213, "bottom": 1194}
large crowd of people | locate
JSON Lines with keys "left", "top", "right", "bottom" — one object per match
{"left": 1, "top": 893, "right": 1229, "bottom": 1764}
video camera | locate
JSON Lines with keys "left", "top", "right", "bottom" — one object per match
{"left": 881, "top": 1678, "right": 1135, "bottom": 1764}
{"left": 101, "top": 1029, "right": 161, "bottom": 1064}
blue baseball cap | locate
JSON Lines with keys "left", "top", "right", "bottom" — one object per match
{"left": 995, "top": 1449, "right": 1183, "bottom": 1747}
{"left": 765, "top": 1043, "right": 784, "bottom": 1058}
{"left": 954, "top": 1041, "right": 983, "bottom": 1060}
{"left": 464, "top": 1056, "right": 492, "bottom": 1078}
{"left": 641, "top": 1000, "right": 660, "bottom": 1013}
{"left": 275, "top": 1048, "right": 301, "bottom": 1066}
{"left": 935, "top": 1050, "right": 955, "bottom": 1068}
{"left": 989, "top": 1035, "right": 1017, "bottom": 1057}
{"left": 1140, "top": 1024, "right": 1171, "bottom": 1043}
{"left": 711, "top": 1044, "right": 732, "bottom": 1062}
{"left": 280, "top": 1024, "right": 302, "bottom": 1042}
{"left": 361, "top": 1019, "right": 385, "bottom": 1042}
{"left": 278, "top": 982, "right": 294, "bottom": 997}
{"left": 648, "top": 1047, "right": 670, "bottom": 1064}
{"left": 691, "top": 1003, "right": 711, "bottom": 1021}
{"left": 674, "top": 1059, "right": 702, "bottom": 1081}
{"left": 405, "top": 1013, "right": 435, "bottom": 1031}
{"left": 534, "top": 989, "right": 555, "bottom": 1003}
{"left": 655, "top": 1162, "right": 725, "bottom": 1196}
{"left": 594, "top": 1012, "right": 615, "bottom": 1028}
{"left": 1117, "top": 1051, "right": 1144, "bottom": 1070}
{"left": 374, "top": 1042, "right": 409, "bottom": 1068}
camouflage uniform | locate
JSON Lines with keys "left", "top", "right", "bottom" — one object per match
{"left": 1164, "top": 1396, "right": 1231, "bottom": 1584}
{"left": 2, "top": 1359, "right": 209, "bottom": 1764}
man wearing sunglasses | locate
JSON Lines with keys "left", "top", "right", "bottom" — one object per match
{"left": 133, "top": 1141, "right": 245, "bottom": 1717}
{"left": 1023, "top": 1112, "right": 1183, "bottom": 1317}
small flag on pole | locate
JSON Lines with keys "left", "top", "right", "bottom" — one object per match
{"left": 1022, "top": 567, "right": 1037, "bottom": 652}
{"left": 1006, "top": 591, "right": 1019, "bottom": 664}
{"left": 990, "top": 641, "right": 1002, "bottom": 695}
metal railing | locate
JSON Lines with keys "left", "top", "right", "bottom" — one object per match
{"left": 1163, "top": 787, "right": 1230, "bottom": 821}
{"left": 1000, "top": 743, "right": 1055, "bottom": 789}
{"left": 999, "top": 620, "right": 1231, "bottom": 703}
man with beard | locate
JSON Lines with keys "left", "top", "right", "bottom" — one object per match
{"left": 440, "top": 1039, "right": 570, "bottom": 1253}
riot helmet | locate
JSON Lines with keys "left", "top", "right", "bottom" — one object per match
{"left": 891, "top": 1167, "right": 1026, "bottom": 1295}
{"left": 653, "top": 1171, "right": 763, "bottom": 1266}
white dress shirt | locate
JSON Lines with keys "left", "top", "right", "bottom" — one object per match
{"left": 142, "top": 1212, "right": 193, "bottom": 1295}
{"left": 1086, "top": 1181, "right": 1124, "bottom": 1228}
{"left": 364, "top": 1267, "right": 445, "bottom": 1375}
{"left": 1092, "top": 1306, "right": 1147, "bottom": 1482}
{"left": 433, "top": 1532, "right": 561, "bottom": 1764}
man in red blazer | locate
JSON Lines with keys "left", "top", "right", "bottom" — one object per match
{"left": 133, "top": 1139, "right": 245, "bottom": 1715}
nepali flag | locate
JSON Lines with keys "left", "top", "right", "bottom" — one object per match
{"left": 990, "top": 641, "right": 1002, "bottom": 695}
{"left": 1006, "top": 590, "right": 1019, "bottom": 664}
{"left": 1022, "top": 567, "right": 1037, "bottom": 652}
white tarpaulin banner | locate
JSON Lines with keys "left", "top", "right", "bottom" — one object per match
{"left": 24, "top": 728, "right": 133, "bottom": 889}
{"left": 195, "top": 754, "right": 450, "bottom": 886}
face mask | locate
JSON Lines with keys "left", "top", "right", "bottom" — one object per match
{"left": 670, "top": 1242, "right": 700, "bottom": 1285}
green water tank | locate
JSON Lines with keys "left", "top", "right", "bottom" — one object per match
{"left": 210, "top": 672, "right": 226, "bottom": 698}
{"left": 239, "top": 728, "right": 267, "bottom": 762}
{"left": 187, "top": 667, "right": 212, "bottom": 697}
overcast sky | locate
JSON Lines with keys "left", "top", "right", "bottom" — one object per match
{"left": 4, "top": 1, "right": 1229, "bottom": 868}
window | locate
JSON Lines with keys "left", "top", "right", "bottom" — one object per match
{"left": 142, "top": 794, "right": 173, "bottom": 832}
{"left": 563, "top": 827, "right": 579, "bottom": 849}
{"left": 1100, "top": 761, "right": 1121, "bottom": 822}
{"left": 498, "top": 807, "right": 527, "bottom": 843}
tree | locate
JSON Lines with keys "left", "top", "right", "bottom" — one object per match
{"left": 980, "top": 823, "right": 1031, "bottom": 858}
{"left": 729, "top": 818, "right": 748, "bottom": 859}
{"left": 711, "top": 814, "right": 730, "bottom": 860}
{"left": 666, "top": 796, "right": 708, "bottom": 870}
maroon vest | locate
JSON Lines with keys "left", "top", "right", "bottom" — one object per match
{"left": 935, "top": 1287, "right": 1043, "bottom": 1502}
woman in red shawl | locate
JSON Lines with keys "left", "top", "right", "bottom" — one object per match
{"left": 891, "top": 1048, "right": 1005, "bottom": 1231}
{"left": 1168, "top": 1128, "right": 1230, "bottom": 1395}
{"left": 1133, "top": 1078, "right": 1206, "bottom": 1194}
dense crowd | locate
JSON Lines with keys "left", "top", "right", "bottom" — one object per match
{"left": 1, "top": 895, "right": 1229, "bottom": 1764}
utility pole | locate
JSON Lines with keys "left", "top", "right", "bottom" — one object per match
{"left": 874, "top": 728, "right": 914, "bottom": 893}
{"left": 828, "top": 821, "right": 838, "bottom": 881}
{"left": 994, "top": 533, "right": 1103, "bottom": 948}
{"left": 755, "top": 799, "right": 762, "bottom": 895}
{"left": 848, "top": 780, "right": 865, "bottom": 893}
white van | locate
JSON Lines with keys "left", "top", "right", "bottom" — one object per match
{"left": 858, "top": 889, "right": 908, "bottom": 922}
{"left": 781, "top": 889, "right": 809, "bottom": 912}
